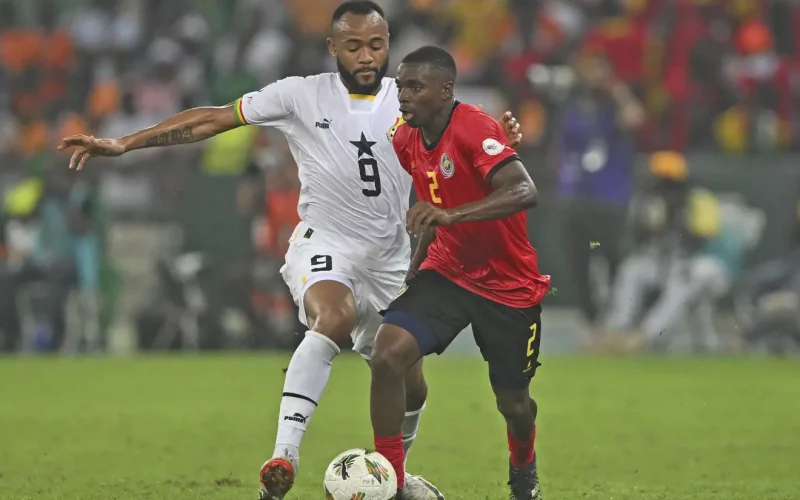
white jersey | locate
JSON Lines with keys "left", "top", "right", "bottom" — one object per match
{"left": 235, "top": 73, "right": 411, "bottom": 271}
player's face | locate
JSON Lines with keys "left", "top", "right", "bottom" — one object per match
{"left": 396, "top": 63, "right": 453, "bottom": 128}
{"left": 328, "top": 12, "right": 390, "bottom": 95}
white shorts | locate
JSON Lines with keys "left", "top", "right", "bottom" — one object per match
{"left": 280, "top": 222, "right": 406, "bottom": 359}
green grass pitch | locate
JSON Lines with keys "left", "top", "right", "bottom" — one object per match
{"left": 1, "top": 354, "right": 798, "bottom": 499}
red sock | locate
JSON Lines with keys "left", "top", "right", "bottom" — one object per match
{"left": 508, "top": 424, "right": 536, "bottom": 468}
{"left": 374, "top": 434, "right": 405, "bottom": 489}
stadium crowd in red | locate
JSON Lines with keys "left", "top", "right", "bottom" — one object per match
{"left": 505, "top": 0, "right": 800, "bottom": 153}
{"left": 2, "top": 0, "right": 800, "bottom": 164}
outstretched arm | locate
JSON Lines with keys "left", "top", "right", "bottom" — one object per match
{"left": 57, "top": 105, "right": 241, "bottom": 170}
{"left": 124, "top": 105, "right": 241, "bottom": 150}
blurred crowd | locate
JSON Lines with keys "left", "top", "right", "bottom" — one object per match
{"left": 1, "top": 0, "right": 800, "bottom": 355}
{"left": 4, "top": 0, "right": 800, "bottom": 159}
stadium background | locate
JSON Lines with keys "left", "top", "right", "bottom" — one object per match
{"left": 3, "top": 0, "right": 800, "bottom": 355}
{"left": 2, "top": 1, "right": 800, "bottom": 500}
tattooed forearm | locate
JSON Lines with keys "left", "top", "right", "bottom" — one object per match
{"left": 119, "top": 106, "right": 239, "bottom": 153}
{"left": 144, "top": 127, "right": 194, "bottom": 148}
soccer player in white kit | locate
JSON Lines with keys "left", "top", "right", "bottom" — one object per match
{"left": 57, "top": 2, "right": 522, "bottom": 499}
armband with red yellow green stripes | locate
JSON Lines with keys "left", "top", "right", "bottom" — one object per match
{"left": 233, "top": 97, "right": 248, "bottom": 125}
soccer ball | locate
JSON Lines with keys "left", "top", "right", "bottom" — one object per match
{"left": 324, "top": 448, "right": 397, "bottom": 500}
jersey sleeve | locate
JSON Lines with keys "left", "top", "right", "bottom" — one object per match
{"left": 458, "top": 111, "right": 520, "bottom": 182}
{"left": 233, "top": 77, "right": 302, "bottom": 128}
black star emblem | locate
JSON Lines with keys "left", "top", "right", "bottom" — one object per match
{"left": 350, "top": 132, "right": 377, "bottom": 158}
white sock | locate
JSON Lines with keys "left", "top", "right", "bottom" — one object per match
{"left": 272, "top": 330, "right": 340, "bottom": 471}
{"left": 402, "top": 402, "right": 426, "bottom": 467}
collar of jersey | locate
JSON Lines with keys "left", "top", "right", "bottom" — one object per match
{"left": 334, "top": 73, "right": 387, "bottom": 114}
{"left": 422, "top": 101, "right": 461, "bottom": 152}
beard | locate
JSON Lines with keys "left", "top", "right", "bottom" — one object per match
{"left": 337, "top": 57, "right": 389, "bottom": 95}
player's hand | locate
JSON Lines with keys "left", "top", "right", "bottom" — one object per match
{"left": 407, "top": 201, "right": 452, "bottom": 237}
{"left": 57, "top": 135, "right": 126, "bottom": 171}
{"left": 476, "top": 105, "right": 522, "bottom": 147}
{"left": 499, "top": 111, "right": 522, "bottom": 148}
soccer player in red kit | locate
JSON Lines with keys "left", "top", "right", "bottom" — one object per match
{"left": 370, "top": 46, "right": 551, "bottom": 500}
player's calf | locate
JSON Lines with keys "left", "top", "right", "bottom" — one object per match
{"left": 494, "top": 388, "right": 541, "bottom": 500}
{"left": 496, "top": 390, "right": 537, "bottom": 450}
{"left": 402, "top": 359, "right": 428, "bottom": 464}
{"left": 370, "top": 323, "right": 424, "bottom": 492}
{"left": 404, "top": 360, "right": 428, "bottom": 413}
{"left": 263, "top": 280, "right": 357, "bottom": 498}
{"left": 398, "top": 360, "right": 445, "bottom": 499}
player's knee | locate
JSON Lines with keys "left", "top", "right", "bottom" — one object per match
{"left": 304, "top": 280, "right": 357, "bottom": 345}
{"left": 404, "top": 361, "right": 428, "bottom": 410}
{"left": 308, "top": 305, "right": 357, "bottom": 346}
{"left": 371, "top": 325, "right": 420, "bottom": 381}
{"left": 495, "top": 390, "right": 533, "bottom": 420}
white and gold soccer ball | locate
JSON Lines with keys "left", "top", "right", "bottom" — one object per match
{"left": 324, "top": 448, "right": 397, "bottom": 500}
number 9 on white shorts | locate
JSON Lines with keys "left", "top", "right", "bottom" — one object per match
{"left": 280, "top": 222, "right": 405, "bottom": 359}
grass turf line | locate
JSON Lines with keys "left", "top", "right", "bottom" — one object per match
{"left": 0, "top": 354, "right": 798, "bottom": 499}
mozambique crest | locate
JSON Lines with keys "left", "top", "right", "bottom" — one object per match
{"left": 440, "top": 153, "right": 455, "bottom": 178}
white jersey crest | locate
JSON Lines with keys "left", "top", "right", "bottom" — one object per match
{"left": 238, "top": 74, "right": 410, "bottom": 270}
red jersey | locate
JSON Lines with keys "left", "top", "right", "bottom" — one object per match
{"left": 392, "top": 102, "right": 551, "bottom": 308}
